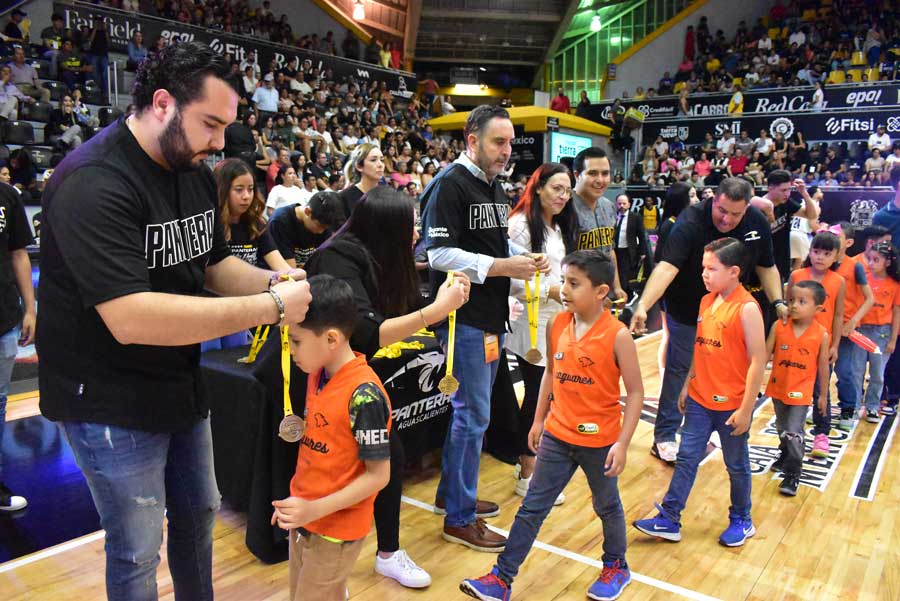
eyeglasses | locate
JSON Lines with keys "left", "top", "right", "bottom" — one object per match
{"left": 547, "top": 184, "right": 572, "bottom": 198}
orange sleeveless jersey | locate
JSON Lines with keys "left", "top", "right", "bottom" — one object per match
{"left": 765, "top": 319, "right": 827, "bottom": 406}
{"left": 790, "top": 267, "right": 844, "bottom": 333}
{"left": 861, "top": 267, "right": 900, "bottom": 326}
{"left": 290, "top": 353, "right": 392, "bottom": 541}
{"left": 689, "top": 286, "right": 760, "bottom": 411}
{"left": 544, "top": 310, "right": 625, "bottom": 448}
{"left": 836, "top": 255, "right": 864, "bottom": 323}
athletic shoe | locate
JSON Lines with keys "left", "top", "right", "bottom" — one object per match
{"left": 866, "top": 409, "right": 880, "bottom": 423}
{"left": 837, "top": 408, "right": 854, "bottom": 431}
{"left": 434, "top": 498, "right": 500, "bottom": 518}
{"left": 882, "top": 402, "right": 897, "bottom": 416}
{"left": 374, "top": 549, "right": 432, "bottom": 588}
{"left": 811, "top": 434, "right": 830, "bottom": 458}
{"left": 633, "top": 505, "right": 681, "bottom": 542}
{"left": 718, "top": 517, "right": 756, "bottom": 547}
{"left": 779, "top": 474, "right": 800, "bottom": 496}
{"left": 587, "top": 560, "right": 631, "bottom": 600}
{"left": 650, "top": 440, "right": 678, "bottom": 465}
{"left": 514, "top": 464, "right": 565, "bottom": 505}
{"left": 460, "top": 568, "right": 510, "bottom": 601}
{"left": 769, "top": 454, "right": 784, "bottom": 472}
{"left": 0, "top": 483, "right": 26, "bottom": 512}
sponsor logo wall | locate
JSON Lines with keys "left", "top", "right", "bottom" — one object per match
{"left": 640, "top": 108, "right": 900, "bottom": 145}
{"left": 53, "top": 2, "right": 416, "bottom": 98}
{"left": 585, "top": 81, "right": 900, "bottom": 127}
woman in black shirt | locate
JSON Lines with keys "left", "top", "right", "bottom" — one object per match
{"left": 215, "top": 158, "right": 288, "bottom": 270}
{"left": 304, "top": 186, "right": 470, "bottom": 589}
{"left": 338, "top": 142, "right": 383, "bottom": 218}
{"left": 48, "top": 94, "right": 83, "bottom": 150}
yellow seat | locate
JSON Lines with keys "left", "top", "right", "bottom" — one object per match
{"left": 848, "top": 69, "right": 863, "bottom": 82}
{"left": 866, "top": 67, "right": 878, "bottom": 81}
{"left": 852, "top": 51, "right": 866, "bottom": 66}
{"left": 781, "top": 27, "right": 790, "bottom": 39}
{"left": 801, "top": 8, "right": 817, "bottom": 21}
{"left": 768, "top": 27, "right": 781, "bottom": 40}
{"left": 828, "top": 70, "right": 846, "bottom": 84}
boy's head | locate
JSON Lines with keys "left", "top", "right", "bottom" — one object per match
{"left": 837, "top": 221, "right": 855, "bottom": 252}
{"left": 289, "top": 275, "right": 357, "bottom": 374}
{"left": 305, "top": 191, "right": 346, "bottom": 234}
{"left": 560, "top": 250, "right": 614, "bottom": 314}
{"left": 790, "top": 280, "right": 826, "bottom": 322}
{"left": 702, "top": 237, "right": 747, "bottom": 293}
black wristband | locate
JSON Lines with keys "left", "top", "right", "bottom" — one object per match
{"left": 772, "top": 299, "right": 788, "bottom": 310}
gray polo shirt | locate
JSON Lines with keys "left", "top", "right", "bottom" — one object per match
{"left": 572, "top": 192, "right": 617, "bottom": 253}
{"left": 7, "top": 61, "right": 38, "bottom": 87}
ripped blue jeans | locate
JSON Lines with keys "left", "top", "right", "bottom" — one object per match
{"left": 61, "top": 419, "right": 220, "bottom": 601}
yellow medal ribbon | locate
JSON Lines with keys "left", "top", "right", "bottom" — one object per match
{"left": 239, "top": 324, "right": 270, "bottom": 363}
{"left": 438, "top": 271, "right": 460, "bottom": 394}
{"left": 524, "top": 269, "right": 543, "bottom": 364}
{"left": 281, "top": 325, "right": 292, "bottom": 416}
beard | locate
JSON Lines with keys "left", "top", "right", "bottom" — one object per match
{"left": 159, "top": 110, "right": 211, "bottom": 172}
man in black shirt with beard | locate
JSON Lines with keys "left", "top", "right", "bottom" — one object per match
{"left": 36, "top": 43, "right": 312, "bottom": 601}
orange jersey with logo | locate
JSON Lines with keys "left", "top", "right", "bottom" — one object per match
{"left": 689, "top": 286, "right": 760, "bottom": 411}
{"left": 836, "top": 255, "right": 865, "bottom": 324}
{"left": 765, "top": 319, "right": 827, "bottom": 406}
{"left": 861, "top": 268, "right": 900, "bottom": 326}
{"left": 790, "top": 267, "right": 844, "bottom": 333}
{"left": 290, "top": 353, "right": 392, "bottom": 541}
{"left": 544, "top": 310, "right": 625, "bottom": 447}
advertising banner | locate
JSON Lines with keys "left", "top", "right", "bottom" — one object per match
{"left": 584, "top": 81, "right": 900, "bottom": 128}
{"left": 510, "top": 132, "right": 544, "bottom": 179}
{"left": 53, "top": 2, "right": 416, "bottom": 98}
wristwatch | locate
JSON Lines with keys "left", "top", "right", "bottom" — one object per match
{"left": 772, "top": 299, "right": 788, "bottom": 311}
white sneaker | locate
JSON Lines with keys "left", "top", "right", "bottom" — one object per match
{"left": 651, "top": 440, "right": 679, "bottom": 464}
{"left": 514, "top": 464, "right": 565, "bottom": 505}
{"left": 375, "top": 549, "right": 432, "bottom": 588}
{"left": 0, "top": 483, "right": 26, "bottom": 512}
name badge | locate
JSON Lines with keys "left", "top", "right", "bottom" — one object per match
{"left": 577, "top": 423, "right": 599, "bottom": 434}
{"left": 484, "top": 333, "right": 499, "bottom": 363}
{"left": 712, "top": 395, "right": 729, "bottom": 403}
{"left": 788, "top": 392, "right": 803, "bottom": 399}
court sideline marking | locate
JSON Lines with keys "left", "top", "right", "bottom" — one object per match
{"left": 0, "top": 530, "right": 105, "bottom": 575}
{"left": 401, "top": 495, "right": 722, "bottom": 601}
{"left": 849, "top": 412, "right": 898, "bottom": 501}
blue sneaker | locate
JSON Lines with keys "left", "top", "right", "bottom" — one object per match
{"left": 632, "top": 504, "right": 681, "bottom": 541}
{"left": 587, "top": 560, "right": 631, "bottom": 600}
{"left": 719, "top": 517, "right": 756, "bottom": 547}
{"left": 460, "top": 568, "right": 510, "bottom": 601}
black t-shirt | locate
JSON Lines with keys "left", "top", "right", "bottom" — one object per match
{"left": 659, "top": 199, "right": 775, "bottom": 325}
{"left": 0, "top": 184, "right": 34, "bottom": 335}
{"left": 267, "top": 204, "right": 328, "bottom": 267}
{"left": 305, "top": 163, "right": 328, "bottom": 182}
{"left": 422, "top": 164, "right": 510, "bottom": 334}
{"left": 228, "top": 220, "right": 278, "bottom": 267}
{"left": 339, "top": 185, "right": 365, "bottom": 218}
{"left": 4, "top": 22, "right": 23, "bottom": 40}
{"left": 223, "top": 122, "right": 256, "bottom": 158}
{"left": 769, "top": 197, "right": 802, "bottom": 281}
{"left": 36, "top": 118, "right": 231, "bottom": 432}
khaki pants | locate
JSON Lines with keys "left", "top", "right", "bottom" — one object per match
{"left": 288, "top": 530, "right": 364, "bottom": 601}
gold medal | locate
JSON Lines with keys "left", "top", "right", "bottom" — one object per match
{"left": 523, "top": 269, "right": 542, "bottom": 364}
{"left": 438, "top": 271, "right": 460, "bottom": 395}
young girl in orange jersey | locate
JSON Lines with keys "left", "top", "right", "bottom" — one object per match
{"left": 634, "top": 237, "right": 767, "bottom": 547}
{"left": 765, "top": 280, "right": 830, "bottom": 496}
{"left": 786, "top": 231, "right": 844, "bottom": 458}
{"left": 834, "top": 222, "right": 876, "bottom": 431}
{"left": 858, "top": 241, "right": 900, "bottom": 422}
{"left": 461, "top": 250, "right": 643, "bottom": 601}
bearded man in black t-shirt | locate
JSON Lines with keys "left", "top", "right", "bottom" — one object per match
{"left": 36, "top": 42, "right": 312, "bottom": 601}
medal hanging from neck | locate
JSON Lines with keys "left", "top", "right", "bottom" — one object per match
{"left": 438, "top": 271, "right": 460, "bottom": 395}
{"left": 524, "top": 269, "right": 543, "bottom": 364}
{"left": 277, "top": 325, "right": 305, "bottom": 442}
{"left": 238, "top": 324, "right": 270, "bottom": 364}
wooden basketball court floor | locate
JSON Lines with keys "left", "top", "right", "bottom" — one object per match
{"left": 2, "top": 332, "right": 899, "bottom": 601}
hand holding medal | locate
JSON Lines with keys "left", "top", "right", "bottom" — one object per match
{"left": 523, "top": 259, "right": 543, "bottom": 364}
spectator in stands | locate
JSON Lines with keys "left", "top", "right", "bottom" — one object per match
{"left": 864, "top": 22, "right": 884, "bottom": 66}
{"left": 266, "top": 164, "right": 305, "bottom": 215}
{"left": 885, "top": 145, "right": 900, "bottom": 173}
{"left": 727, "top": 148, "right": 750, "bottom": 178}
{"left": 811, "top": 80, "right": 825, "bottom": 111}
{"left": 48, "top": 94, "right": 83, "bottom": 150}
{"left": 708, "top": 149, "right": 729, "bottom": 186}
{"left": 728, "top": 84, "right": 744, "bottom": 114}
{"left": 550, "top": 87, "right": 571, "bottom": 113}
{"left": 268, "top": 190, "right": 345, "bottom": 268}
{"left": 341, "top": 28, "right": 360, "bottom": 60}
{"left": 658, "top": 71, "right": 674, "bottom": 95}
{"left": 734, "top": 130, "right": 754, "bottom": 156}
{"left": 575, "top": 90, "right": 591, "bottom": 118}
{"left": 57, "top": 39, "right": 92, "bottom": 93}
{"left": 441, "top": 95, "right": 456, "bottom": 115}
{"left": 266, "top": 147, "right": 292, "bottom": 193}
{"left": 716, "top": 129, "right": 735, "bottom": 156}
{"left": 866, "top": 149, "right": 886, "bottom": 174}
{"left": 755, "top": 129, "right": 775, "bottom": 158}
{"left": 379, "top": 41, "right": 391, "bottom": 68}
{"left": 869, "top": 125, "right": 892, "bottom": 155}
{"left": 693, "top": 151, "right": 711, "bottom": 186}
{"left": 8, "top": 149, "right": 36, "bottom": 203}
{"left": 71, "top": 88, "right": 99, "bottom": 128}
{"left": 240, "top": 49, "right": 261, "bottom": 79}
{"left": 40, "top": 13, "right": 66, "bottom": 80}
{"left": 306, "top": 152, "right": 331, "bottom": 190}
{"left": 241, "top": 66, "right": 258, "bottom": 97}
{"left": 252, "top": 73, "right": 279, "bottom": 119}
{"left": 88, "top": 20, "right": 111, "bottom": 99}
{"left": 0, "top": 65, "right": 34, "bottom": 121}
{"left": 641, "top": 149, "right": 659, "bottom": 183}
{"left": 126, "top": 31, "right": 147, "bottom": 72}
{"left": 3, "top": 9, "right": 26, "bottom": 46}
{"left": 7, "top": 47, "right": 50, "bottom": 103}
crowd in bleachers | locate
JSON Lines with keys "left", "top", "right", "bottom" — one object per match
{"left": 622, "top": 0, "right": 899, "bottom": 100}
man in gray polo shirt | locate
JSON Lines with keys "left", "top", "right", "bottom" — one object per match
{"left": 7, "top": 46, "right": 50, "bottom": 102}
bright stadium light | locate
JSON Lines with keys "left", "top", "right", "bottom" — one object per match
{"left": 352, "top": 0, "right": 365, "bottom": 20}
{"left": 590, "top": 15, "right": 601, "bottom": 32}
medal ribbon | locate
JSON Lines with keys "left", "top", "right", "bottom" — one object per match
{"left": 445, "top": 271, "right": 456, "bottom": 379}
{"left": 524, "top": 270, "right": 540, "bottom": 351}
{"left": 281, "top": 325, "right": 293, "bottom": 417}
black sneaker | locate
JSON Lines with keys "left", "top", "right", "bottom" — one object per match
{"left": 770, "top": 454, "right": 785, "bottom": 472}
{"left": 866, "top": 409, "right": 880, "bottom": 423}
{"left": 779, "top": 474, "right": 800, "bottom": 496}
{"left": 0, "top": 482, "right": 27, "bottom": 512}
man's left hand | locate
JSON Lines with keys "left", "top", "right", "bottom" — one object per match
{"left": 19, "top": 311, "right": 35, "bottom": 346}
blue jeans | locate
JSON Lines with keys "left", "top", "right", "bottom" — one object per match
{"left": 91, "top": 55, "right": 109, "bottom": 95}
{"left": 0, "top": 326, "right": 19, "bottom": 480}
{"left": 435, "top": 323, "right": 504, "bottom": 527}
{"left": 860, "top": 324, "right": 892, "bottom": 411}
{"left": 659, "top": 397, "right": 752, "bottom": 524}
{"left": 836, "top": 335, "right": 866, "bottom": 411}
{"left": 496, "top": 433, "right": 626, "bottom": 583}
{"left": 811, "top": 365, "right": 833, "bottom": 436}
{"left": 61, "top": 419, "right": 220, "bottom": 601}
{"left": 655, "top": 314, "right": 696, "bottom": 443}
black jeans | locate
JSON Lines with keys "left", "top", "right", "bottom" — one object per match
{"left": 515, "top": 354, "right": 546, "bottom": 458}
{"left": 373, "top": 431, "right": 405, "bottom": 552}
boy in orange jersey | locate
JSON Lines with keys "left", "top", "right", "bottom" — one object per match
{"left": 634, "top": 237, "right": 767, "bottom": 547}
{"left": 765, "top": 280, "right": 830, "bottom": 496}
{"left": 272, "top": 275, "right": 391, "bottom": 601}
{"left": 461, "top": 249, "right": 643, "bottom": 601}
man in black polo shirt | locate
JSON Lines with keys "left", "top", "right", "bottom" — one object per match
{"left": 630, "top": 177, "right": 785, "bottom": 465}
{"left": 423, "top": 105, "right": 548, "bottom": 551}
{"left": 36, "top": 43, "right": 311, "bottom": 601}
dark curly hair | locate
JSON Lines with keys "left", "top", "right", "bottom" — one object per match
{"left": 132, "top": 41, "right": 233, "bottom": 113}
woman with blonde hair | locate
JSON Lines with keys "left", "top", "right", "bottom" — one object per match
{"left": 340, "top": 142, "right": 384, "bottom": 217}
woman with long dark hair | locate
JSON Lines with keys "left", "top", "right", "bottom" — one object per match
{"left": 504, "top": 162, "right": 577, "bottom": 501}
{"left": 304, "top": 186, "right": 470, "bottom": 589}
